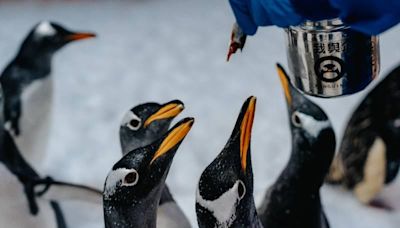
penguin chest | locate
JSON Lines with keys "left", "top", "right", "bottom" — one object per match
{"left": 0, "top": 164, "right": 57, "bottom": 228}
{"left": 157, "top": 202, "right": 191, "bottom": 228}
{"left": 15, "top": 76, "right": 53, "bottom": 170}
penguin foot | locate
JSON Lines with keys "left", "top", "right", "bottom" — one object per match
{"left": 368, "top": 199, "right": 394, "bottom": 211}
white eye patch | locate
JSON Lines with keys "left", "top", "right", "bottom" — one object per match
{"left": 104, "top": 168, "right": 139, "bottom": 199}
{"left": 293, "top": 111, "right": 331, "bottom": 137}
{"left": 121, "top": 111, "right": 142, "bottom": 131}
{"left": 196, "top": 180, "right": 246, "bottom": 227}
{"left": 35, "top": 21, "right": 56, "bottom": 37}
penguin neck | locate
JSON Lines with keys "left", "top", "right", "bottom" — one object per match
{"left": 15, "top": 43, "right": 53, "bottom": 77}
{"left": 104, "top": 186, "right": 163, "bottom": 228}
{"left": 277, "top": 134, "right": 334, "bottom": 193}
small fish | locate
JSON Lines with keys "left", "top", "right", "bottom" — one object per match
{"left": 226, "top": 23, "right": 247, "bottom": 62}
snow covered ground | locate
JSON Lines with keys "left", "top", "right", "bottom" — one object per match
{"left": 0, "top": 0, "right": 400, "bottom": 227}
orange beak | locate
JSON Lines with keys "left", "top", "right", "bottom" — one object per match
{"left": 150, "top": 118, "right": 194, "bottom": 164}
{"left": 144, "top": 103, "right": 184, "bottom": 127}
{"left": 65, "top": 32, "right": 96, "bottom": 41}
{"left": 240, "top": 96, "right": 256, "bottom": 172}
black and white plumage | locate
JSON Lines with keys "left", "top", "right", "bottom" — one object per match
{"left": 257, "top": 64, "right": 336, "bottom": 228}
{"left": 196, "top": 96, "right": 262, "bottom": 228}
{"left": 104, "top": 117, "right": 194, "bottom": 228}
{"left": 0, "top": 85, "right": 102, "bottom": 227}
{"left": 327, "top": 64, "right": 400, "bottom": 208}
{"left": 119, "top": 100, "right": 191, "bottom": 227}
{"left": 0, "top": 21, "right": 95, "bottom": 171}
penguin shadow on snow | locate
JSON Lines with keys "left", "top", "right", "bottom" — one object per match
{"left": 327, "top": 63, "right": 400, "bottom": 211}
{"left": 196, "top": 64, "right": 336, "bottom": 228}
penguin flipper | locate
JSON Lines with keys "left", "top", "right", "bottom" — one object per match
{"left": 34, "top": 178, "right": 102, "bottom": 205}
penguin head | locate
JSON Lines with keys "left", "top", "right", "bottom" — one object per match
{"left": 104, "top": 117, "right": 194, "bottom": 205}
{"left": 276, "top": 64, "right": 336, "bottom": 180}
{"left": 196, "top": 96, "right": 257, "bottom": 227}
{"left": 19, "top": 21, "right": 96, "bottom": 56}
{"left": 119, "top": 100, "right": 184, "bottom": 154}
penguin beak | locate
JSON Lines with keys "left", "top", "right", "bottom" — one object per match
{"left": 64, "top": 32, "right": 96, "bottom": 41}
{"left": 239, "top": 96, "right": 256, "bottom": 172}
{"left": 150, "top": 118, "right": 194, "bottom": 164}
{"left": 144, "top": 101, "right": 184, "bottom": 127}
{"left": 276, "top": 63, "right": 293, "bottom": 105}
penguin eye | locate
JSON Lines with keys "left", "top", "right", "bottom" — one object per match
{"left": 123, "top": 171, "right": 139, "bottom": 186}
{"left": 291, "top": 112, "right": 302, "bottom": 127}
{"left": 127, "top": 118, "right": 142, "bottom": 131}
{"left": 238, "top": 180, "right": 246, "bottom": 200}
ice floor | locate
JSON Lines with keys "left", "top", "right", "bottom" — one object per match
{"left": 1, "top": 0, "right": 400, "bottom": 227}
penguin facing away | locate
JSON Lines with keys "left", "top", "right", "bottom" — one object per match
{"left": 196, "top": 96, "right": 262, "bottom": 228}
{"left": 327, "top": 64, "right": 400, "bottom": 209}
{"left": 257, "top": 64, "right": 336, "bottom": 228}
{"left": 0, "top": 21, "right": 96, "bottom": 170}
{"left": 104, "top": 117, "right": 194, "bottom": 228}
{"left": 119, "top": 100, "right": 191, "bottom": 228}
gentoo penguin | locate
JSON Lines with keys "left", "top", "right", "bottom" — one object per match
{"left": 103, "top": 117, "right": 194, "bottom": 228}
{"left": 119, "top": 100, "right": 191, "bottom": 228}
{"left": 327, "top": 64, "right": 400, "bottom": 208}
{"left": 196, "top": 96, "right": 262, "bottom": 228}
{"left": 0, "top": 21, "right": 95, "bottom": 170}
{"left": 258, "top": 64, "right": 336, "bottom": 228}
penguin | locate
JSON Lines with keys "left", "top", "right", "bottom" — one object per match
{"left": 327, "top": 64, "right": 400, "bottom": 209}
{"left": 196, "top": 96, "right": 262, "bottom": 228}
{"left": 119, "top": 100, "right": 191, "bottom": 228}
{"left": 0, "top": 21, "right": 96, "bottom": 170}
{"left": 257, "top": 64, "right": 336, "bottom": 228}
{"left": 103, "top": 117, "right": 194, "bottom": 228}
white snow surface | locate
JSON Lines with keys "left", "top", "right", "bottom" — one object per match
{"left": 0, "top": 0, "right": 400, "bottom": 227}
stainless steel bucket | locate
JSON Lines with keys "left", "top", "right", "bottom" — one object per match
{"left": 285, "top": 19, "right": 380, "bottom": 97}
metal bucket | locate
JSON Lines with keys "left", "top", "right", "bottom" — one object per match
{"left": 285, "top": 19, "right": 380, "bottom": 97}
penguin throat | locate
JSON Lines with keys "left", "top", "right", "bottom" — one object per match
{"left": 196, "top": 181, "right": 242, "bottom": 227}
{"left": 104, "top": 189, "right": 160, "bottom": 228}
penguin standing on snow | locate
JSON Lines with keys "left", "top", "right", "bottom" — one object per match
{"left": 327, "top": 64, "right": 400, "bottom": 209}
{"left": 0, "top": 85, "right": 102, "bottom": 227}
{"left": 0, "top": 21, "right": 95, "bottom": 170}
{"left": 119, "top": 100, "right": 191, "bottom": 228}
{"left": 103, "top": 117, "right": 194, "bottom": 228}
{"left": 258, "top": 64, "right": 336, "bottom": 228}
{"left": 196, "top": 96, "right": 262, "bottom": 228}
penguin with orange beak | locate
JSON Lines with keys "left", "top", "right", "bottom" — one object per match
{"left": 196, "top": 96, "right": 262, "bottom": 228}
{"left": 258, "top": 64, "right": 336, "bottom": 228}
{"left": 0, "top": 21, "right": 96, "bottom": 172}
{"left": 119, "top": 100, "right": 191, "bottom": 227}
{"left": 104, "top": 117, "right": 194, "bottom": 228}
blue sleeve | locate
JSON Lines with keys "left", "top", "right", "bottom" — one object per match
{"left": 230, "top": 0, "right": 400, "bottom": 35}
{"left": 329, "top": 0, "right": 400, "bottom": 35}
